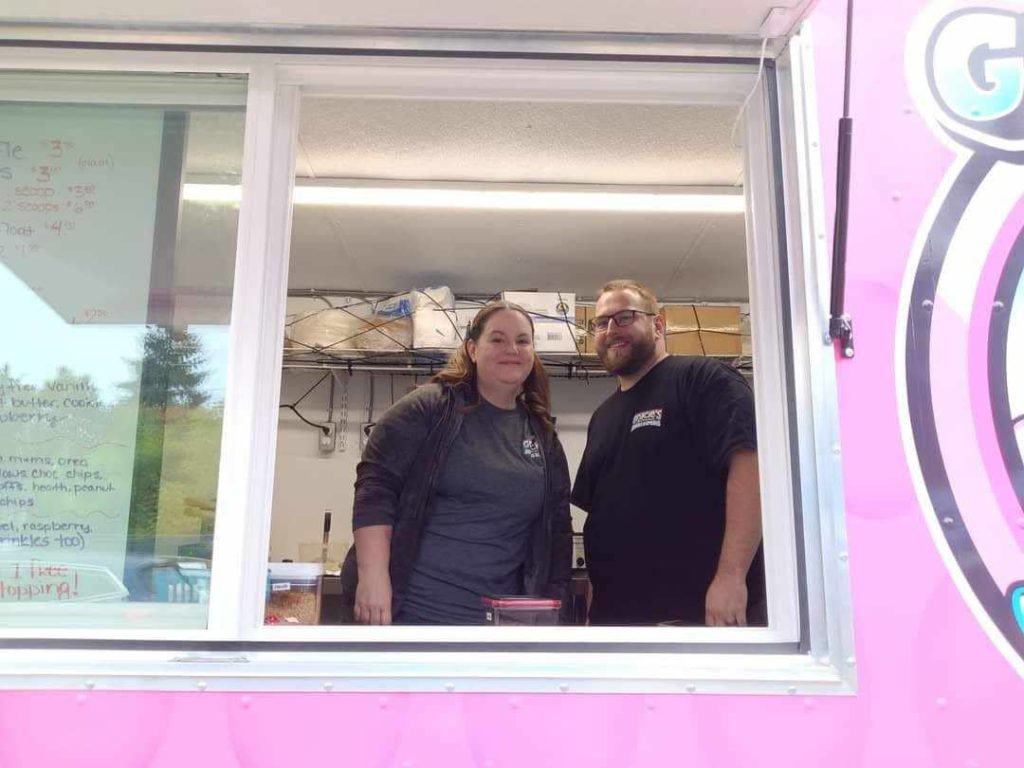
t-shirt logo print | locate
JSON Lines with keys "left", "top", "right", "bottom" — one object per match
{"left": 522, "top": 438, "right": 541, "bottom": 459}
{"left": 630, "top": 408, "right": 663, "bottom": 432}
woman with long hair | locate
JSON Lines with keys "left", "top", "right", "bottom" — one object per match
{"left": 341, "top": 302, "right": 572, "bottom": 625}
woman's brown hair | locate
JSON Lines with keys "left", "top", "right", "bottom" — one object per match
{"left": 432, "top": 302, "right": 554, "bottom": 434}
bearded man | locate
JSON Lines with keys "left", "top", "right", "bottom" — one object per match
{"left": 571, "top": 280, "right": 766, "bottom": 626}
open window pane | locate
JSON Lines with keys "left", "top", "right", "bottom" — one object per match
{"left": 263, "top": 84, "right": 775, "bottom": 636}
{"left": 0, "top": 71, "right": 246, "bottom": 629}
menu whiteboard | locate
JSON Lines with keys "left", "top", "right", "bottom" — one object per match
{"left": 0, "top": 104, "right": 165, "bottom": 324}
{"left": 0, "top": 104, "right": 166, "bottom": 598}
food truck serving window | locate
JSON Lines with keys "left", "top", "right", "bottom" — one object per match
{"left": 0, "top": 38, "right": 854, "bottom": 695}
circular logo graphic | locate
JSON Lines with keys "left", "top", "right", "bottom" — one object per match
{"left": 902, "top": 3, "right": 1024, "bottom": 673}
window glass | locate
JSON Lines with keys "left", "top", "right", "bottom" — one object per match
{"left": 0, "top": 72, "right": 246, "bottom": 629}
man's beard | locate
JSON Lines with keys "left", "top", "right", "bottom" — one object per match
{"left": 597, "top": 333, "right": 657, "bottom": 376}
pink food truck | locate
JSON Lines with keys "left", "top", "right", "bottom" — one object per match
{"left": 0, "top": 0, "right": 1021, "bottom": 765}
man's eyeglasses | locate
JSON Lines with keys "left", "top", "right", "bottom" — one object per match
{"left": 588, "top": 309, "right": 658, "bottom": 334}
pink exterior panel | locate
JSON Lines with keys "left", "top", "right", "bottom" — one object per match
{"left": 1, "top": 1, "right": 1022, "bottom": 766}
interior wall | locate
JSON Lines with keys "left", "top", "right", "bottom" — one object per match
{"left": 269, "top": 371, "right": 616, "bottom": 563}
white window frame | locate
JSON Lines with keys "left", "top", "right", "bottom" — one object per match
{"left": 239, "top": 58, "right": 805, "bottom": 649}
{"left": 0, "top": 25, "right": 855, "bottom": 693}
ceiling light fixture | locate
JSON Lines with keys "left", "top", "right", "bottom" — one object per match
{"left": 183, "top": 182, "right": 745, "bottom": 214}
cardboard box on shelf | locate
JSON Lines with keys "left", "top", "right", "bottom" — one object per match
{"left": 575, "top": 306, "right": 595, "bottom": 355}
{"left": 533, "top": 319, "right": 583, "bottom": 354}
{"left": 740, "top": 305, "right": 752, "bottom": 357}
{"left": 414, "top": 301, "right": 487, "bottom": 350}
{"left": 694, "top": 305, "right": 742, "bottom": 357}
{"left": 660, "top": 304, "right": 697, "bottom": 330}
{"left": 659, "top": 304, "right": 742, "bottom": 357}
{"left": 660, "top": 304, "right": 702, "bottom": 355}
{"left": 503, "top": 291, "right": 578, "bottom": 353}
{"left": 503, "top": 291, "right": 576, "bottom": 322}
{"left": 663, "top": 329, "right": 705, "bottom": 355}
{"left": 452, "top": 304, "right": 483, "bottom": 343}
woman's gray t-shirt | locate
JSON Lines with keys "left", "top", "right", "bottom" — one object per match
{"left": 397, "top": 399, "right": 545, "bottom": 624}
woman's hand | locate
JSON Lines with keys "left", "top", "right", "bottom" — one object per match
{"left": 353, "top": 524, "right": 394, "bottom": 625}
{"left": 354, "top": 571, "right": 393, "bottom": 625}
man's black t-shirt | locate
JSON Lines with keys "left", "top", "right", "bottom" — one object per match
{"left": 571, "top": 356, "right": 765, "bottom": 625}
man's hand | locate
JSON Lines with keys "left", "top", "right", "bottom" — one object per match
{"left": 705, "top": 572, "right": 748, "bottom": 627}
{"left": 706, "top": 449, "right": 761, "bottom": 627}
{"left": 354, "top": 571, "right": 393, "bottom": 625}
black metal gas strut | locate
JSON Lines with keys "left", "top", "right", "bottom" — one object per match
{"left": 828, "top": 0, "right": 855, "bottom": 358}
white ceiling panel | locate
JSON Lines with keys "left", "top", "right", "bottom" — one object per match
{"left": 664, "top": 217, "right": 751, "bottom": 300}
{"left": 298, "top": 99, "right": 744, "bottom": 186}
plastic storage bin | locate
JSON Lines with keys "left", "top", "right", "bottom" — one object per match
{"left": 482, "top": 595, "right": 562, "bottom": 625}
{"left": 265, "top": 562, "right": 322, "bottom": 625}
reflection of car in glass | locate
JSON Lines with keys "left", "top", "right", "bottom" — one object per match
{"left": 121, "top": 535, "right": 213, "bottom": 603}
{"left": 124, "top": 556, "right": 211, "bottom": 603}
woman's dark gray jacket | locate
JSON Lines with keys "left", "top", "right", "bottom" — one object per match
{"left": 340, "top": 381, "right": 573, "bottom": 620}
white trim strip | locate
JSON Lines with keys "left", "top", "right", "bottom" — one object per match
{"left": 742, "top": 65, "right": 803, "bottom": 642}
{"left": 205, "top": 64, "right": 294, "bottom": 638}
{"left": 776, "top": 25, "right": 856, "bottom": 680}
{"left": 0, "top": 648, "right": 848, "bottom": 695}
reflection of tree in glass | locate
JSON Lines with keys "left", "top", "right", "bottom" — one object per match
{"left": 122, "top": 327, "right": 221, "bottom": 562}
{"left": 1, "top": 346, "right": 224, "bottom": 587}
{"left": 119, "top": 327, "right": 210, "bottom": 408}
{"left": 44, "top": 365, "right": 98, "bottom": 393}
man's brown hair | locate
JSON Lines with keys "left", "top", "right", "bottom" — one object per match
{"left": 599, "top": 279, "right": 660, "bottom": 314}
